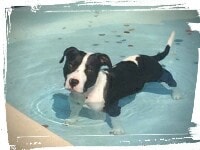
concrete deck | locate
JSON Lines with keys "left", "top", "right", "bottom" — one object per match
{"left": 6, "top": 103, "right": 72, "bottom": 149}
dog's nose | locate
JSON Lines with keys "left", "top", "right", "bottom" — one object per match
{"left": 69, "top": 78, "right": 79, "bottom": 88}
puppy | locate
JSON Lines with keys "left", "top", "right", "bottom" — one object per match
{"left": 59, "top": 31, "right": 180, "bottom": 135}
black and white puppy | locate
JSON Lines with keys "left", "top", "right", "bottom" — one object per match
{"left": 59, "top": 31, "right": 180, "bottom": 135}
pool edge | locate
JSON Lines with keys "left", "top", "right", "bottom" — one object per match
{"left": 6, "top": 103, "right": 73, "bottom": 149}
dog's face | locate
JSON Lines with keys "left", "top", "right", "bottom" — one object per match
{"left": 60, "top": 47, "right": 112, "bottom": 93}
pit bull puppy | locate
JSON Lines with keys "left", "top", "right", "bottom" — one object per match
{"left": 59, "top": 31, "right": 180, "bottom": 135}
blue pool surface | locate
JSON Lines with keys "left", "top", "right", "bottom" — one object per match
{"left": 6, "top": 5, "right": 200, "bottom": 146}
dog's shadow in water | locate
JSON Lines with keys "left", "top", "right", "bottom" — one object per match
{"left": 52, "top": 93, "right": 106, "bottom": 120}
{"left": 52, "top": 83, "right": 172, "bottom": 121}
{"left": 52, "top": 93, "right": 70, "bottom": 119}
{"left": 118, "top": 82, "right": 172, "bottom": 107}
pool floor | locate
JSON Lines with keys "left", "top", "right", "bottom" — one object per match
{"left": 6, "top": 5, "right": 200, "bottom": 146}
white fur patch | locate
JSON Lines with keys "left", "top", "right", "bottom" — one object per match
{"left": 84, "top": 71, "right": 107, "bottom": 111}
{"left": 65, "top": 53, "right": 92, "bottom": 93}
{"left": 123, "top": 55, "right": 139, "bottom": 65}
{"left": 167, "top": 31, "right": 175, "bottom": 46}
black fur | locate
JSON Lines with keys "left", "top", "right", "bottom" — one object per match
{"left": 103, "top": 45, "right": 177, "bottom": 117}
{"left": 152, "top": 45, "right": 170, "bottom": 61}
{"left": 60, "top": 47, "right": 86, "bottom": 80}
{"left": 84, "top": 53, "right": 112, "bottom": 92}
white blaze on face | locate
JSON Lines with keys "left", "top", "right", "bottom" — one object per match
{"left": 65, "top": 53, "right": 92, "bottom": 93}
{"left": 123, "top": 55, "right": 139, "bottom": 65}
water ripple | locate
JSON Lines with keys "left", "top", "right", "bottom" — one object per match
{"left": 30, "top": 87, "right": 106, "bottom": 128}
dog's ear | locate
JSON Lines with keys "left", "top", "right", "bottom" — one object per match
{"left": 96, "top": 53, "right": 112, "bottom": 69}
{"left": 59, "top": 47, "right": 79, "bottom": 63}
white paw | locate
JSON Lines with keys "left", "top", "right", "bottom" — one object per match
{"left": 64, "top": 118, "right": 78, "bottom": 126}
{"left": 109, "top": 128, "right": 125, "bottom": 135}
{"left": 171, "top": 87, "right": 182, "bottom": 100}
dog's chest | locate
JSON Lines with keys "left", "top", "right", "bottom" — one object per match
{"left": 84, "top": 72, "right": 107, "bottom": 111}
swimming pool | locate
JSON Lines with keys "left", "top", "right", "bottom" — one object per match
{"left": 6, "top": 4, "right": 200, "bottom": 146}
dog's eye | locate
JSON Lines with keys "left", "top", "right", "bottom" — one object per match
{"left": 86, "top": 66, "right": 94, "bottom": 73}
{"left": 68, "top": 63, "right": 73, "bottom": 69}
{"left": 87, "top": 69, "right": 93, "bottom": 73}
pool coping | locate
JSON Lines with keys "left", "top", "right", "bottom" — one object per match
{"left": 6, "top": 103, "right": 72, "bottom": 149}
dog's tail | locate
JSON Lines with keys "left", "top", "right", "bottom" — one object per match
{"left": 152, "top": 31, "right": 175, "bottom": 61}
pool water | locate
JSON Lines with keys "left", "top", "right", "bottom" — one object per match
{"left": 6, "top": 5, "right": 200, "bottom": 146}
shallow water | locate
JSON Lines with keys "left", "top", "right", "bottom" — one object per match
{"left": 6, "top": 5, "right": 200, "bottom": 146}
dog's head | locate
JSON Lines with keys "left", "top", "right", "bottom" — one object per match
{"left": 59, "top": 47, "right": 112, "bottom": 93}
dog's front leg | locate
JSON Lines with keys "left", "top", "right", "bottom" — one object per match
{"left": 109, "top": 115, "right": 125, "bottom": 135}
{"left": 64, "top": 92, "right": 84, "bottom": 126}
{"left": 105, "top": 103, "right": 125, "bottom": 135}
